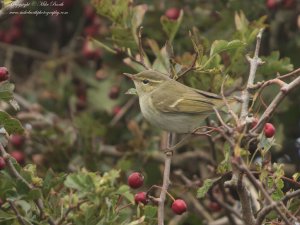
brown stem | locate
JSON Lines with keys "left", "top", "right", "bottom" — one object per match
{"left": 236, "top": 161, "right": 295, "bottom": 225}
{"left": 0, "top": 143, "right": 56, "bottom": 225}
{"left": 236, "top": 172, "right": 256, "bottom": 225}
{"left": 256, "top": 189, "right": 300, "bottom": 225}
{"left": 8, "top": 200, "right": 27, "bottom": 225}
{"left": 158, "top": 132, "right": 174, "bottom": 225}
{"left": 251, "top": 75, "right": 300, "bottom": 134}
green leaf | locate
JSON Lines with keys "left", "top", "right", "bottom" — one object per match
{"left": 160, "top": 10, "right": 183, "bottom": 42}
{"left": 91, "top": 38, "right": 117, "bottom": 54}
{"left": 144, "top": 205, "right": 157, "bottom": 218}
{"left": 0, "top": 111, "right": 24, "bottom": 135}
{"left": 127, "top": 216, "right": 145, "bottom": 225}
{"left": 92, "top": 0, "right": 131, "bottom": 25}
{"left": 197, "top": 179, "right": 213, "bottom": 198}
{"left": 259, "top": 51, "right": 294, "bottom": 77}
{"left": 292, "top": 173, "right": 300, "bottom": 182}
{"left": 210, "top": 40, "right": 245, "bottom": 57}
{"left": 217, "top": 143, "right": 232, "bottom": 174}
{"left": 64, "top": 172, "right": 95, "bottom": 192}
{"left": 0, "top": 82, "right": 14, "bottom": 102}
{"left": 271, "top": 188, "right": 284, "bottom": 201}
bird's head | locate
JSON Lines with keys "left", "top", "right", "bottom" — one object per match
{"left": 124, "top": 70, "right": 170, "bottom": 96}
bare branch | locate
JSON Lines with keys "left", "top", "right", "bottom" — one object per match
{"left": 235, "top": 160, "right": 295, "bottom": 225}
{"left": 176, "top": 52, "right": 198, "bottom": 79}
{"left": 256, "top": 189, "right": 300, "bottom": 225}
{"left": 240, "top": 29, "right": 264, "bottom": 122}
{"left": 251, "top": 75, "right": 300, "bottom": 134}
{"left": 158, "top": 132, "right": 174, "bottom": 225}
{"left": 235, "top": 172, "right": 256, "bottom": 225}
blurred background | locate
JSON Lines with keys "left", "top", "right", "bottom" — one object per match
{"left": 0, "top": 0, "right": 299, "bottom": 223}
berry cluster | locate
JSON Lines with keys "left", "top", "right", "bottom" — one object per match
{"left": 127, "top": 172, "right": 187, "bottom": 215}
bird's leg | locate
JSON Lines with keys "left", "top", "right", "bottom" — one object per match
{"left": 163, "top": 133, "right": 192, "bottom": 154}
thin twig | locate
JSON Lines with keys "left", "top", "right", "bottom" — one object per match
{"left": 176, "top": 52, "right": 198, "bottom": 79}
{"left": 0, "top": 143, "right": 56, "bottom": 225}
{"left": 8, "top": 200, "right": 27, "bottom": 225}
{"left": 56, "top": 200, "right": 88, "bottom": 225}
{"left": 221, "top": 75, "right": 239, "bottom": 126}
{"left": 109, "top": 97, "right": 137, "bottom": 126}
{"left": 251, "top": 75, "right": 300, "bottom": 134}
{"left": 158, "top": 132, "right": 174, "bottom": 225}
{"left": 256, "top": 189, "right": 300, "bottom": 225}
{"left": 240, "top": 29, "right": 264, "bottom": 122}
{"left": 235, "top": 160, "right": 295, "bottom": 225}
{"left": 137, "top": 26, "right": 145, "bottom": 67}
{"left": 0, "top": 42, "right": 49, "bottom": 60}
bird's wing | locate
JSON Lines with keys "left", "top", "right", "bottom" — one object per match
{"left": 151, "top": 81, "right": 223, "bottom": 114}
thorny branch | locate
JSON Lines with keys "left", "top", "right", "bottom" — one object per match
{"left": 0, "top": 143, "right": 56, "bottom": 225}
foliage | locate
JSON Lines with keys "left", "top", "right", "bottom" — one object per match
{"left": 0, "top": 0, "right": 299, "bottom": 224}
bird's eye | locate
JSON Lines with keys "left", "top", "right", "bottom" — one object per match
{"left": 142, "top": 79, "right": 149, "bottom": 84}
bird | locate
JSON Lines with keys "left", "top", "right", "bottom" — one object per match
{"left": 125, "top": 70, "right": 233, "bottom": 133}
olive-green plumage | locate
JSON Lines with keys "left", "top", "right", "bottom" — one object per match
{"left": 127, "top": 70, "right": 231, "bottom": 133}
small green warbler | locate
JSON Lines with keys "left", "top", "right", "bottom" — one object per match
{"left": 125, "top": 70, "right": 232, "bottom": 133}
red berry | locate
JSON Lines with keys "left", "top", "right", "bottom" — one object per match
{"left": 10, "top": 151, "right": 25, "bottom": 164}
{"left": 0, "top": 67, "right": 9, "bottom": 82}
{"left": 266, "top": 0, "right": 278, "bottom": 9}
{"left": 209, "top": 201, "right": 221, "bottom": 212}
{"left": 264, "top": 123, "right": 276, "bottom": 138}
{"left": 134, "top": 192, "right": 148, "bottom": 205}
{"left": 171, "top": 199, "right": 187, "bottom": 215}
{"left": 165, "top": 8, "right": 180, "bottom": 20}
{"left": 10, "top": 135, "right": 25, "bottom": 147}
{"left": 0, "top": 157, "right": 6, "bottom": 170}
{"left": 128, "top": 172, "right": 144, "bottom": 189}
{"left": 108, "top": 86, "right": 120, "bottom": 99}
{"left": 12, "top": 15, "right": 24, "bottom": 27}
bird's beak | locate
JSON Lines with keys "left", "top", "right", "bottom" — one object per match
{"left": 123, "top": 73, "right": 136, "bottom": 80}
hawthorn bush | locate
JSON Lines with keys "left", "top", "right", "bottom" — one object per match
{"left": 0, "top": 0, "right": 299, "bottom": 225}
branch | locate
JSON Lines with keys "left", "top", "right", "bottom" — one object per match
{"left": 8, "top": 200, "right": 27, "bottom": 225}
{"left": 240, "top": 29, "right": 264, "bottom": 122}
{"left": 0, "top": 42, "right": 49, "bottom": 60}
{"left": 235, "top": 160, "right": 295, "bottom": 225}
{"left": 256, "top": 189, "right": 300, "bottom": 225}
{"left": 235, "top": 172, "right": 256, "bottom": 225}
{"left": 176, "top": 52, "right": 198, "bottom": 79}
{"left": 0, "top": 143, "right": 56, "bottom": 225}
{"left": 158, "top": 132, "right": 174, "bottom": 225}
{"left": 56, "top": 200, "right": 88, "bottom": 225}
{"left": 251, "top": 75, "right": 300, "bottom": 134}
